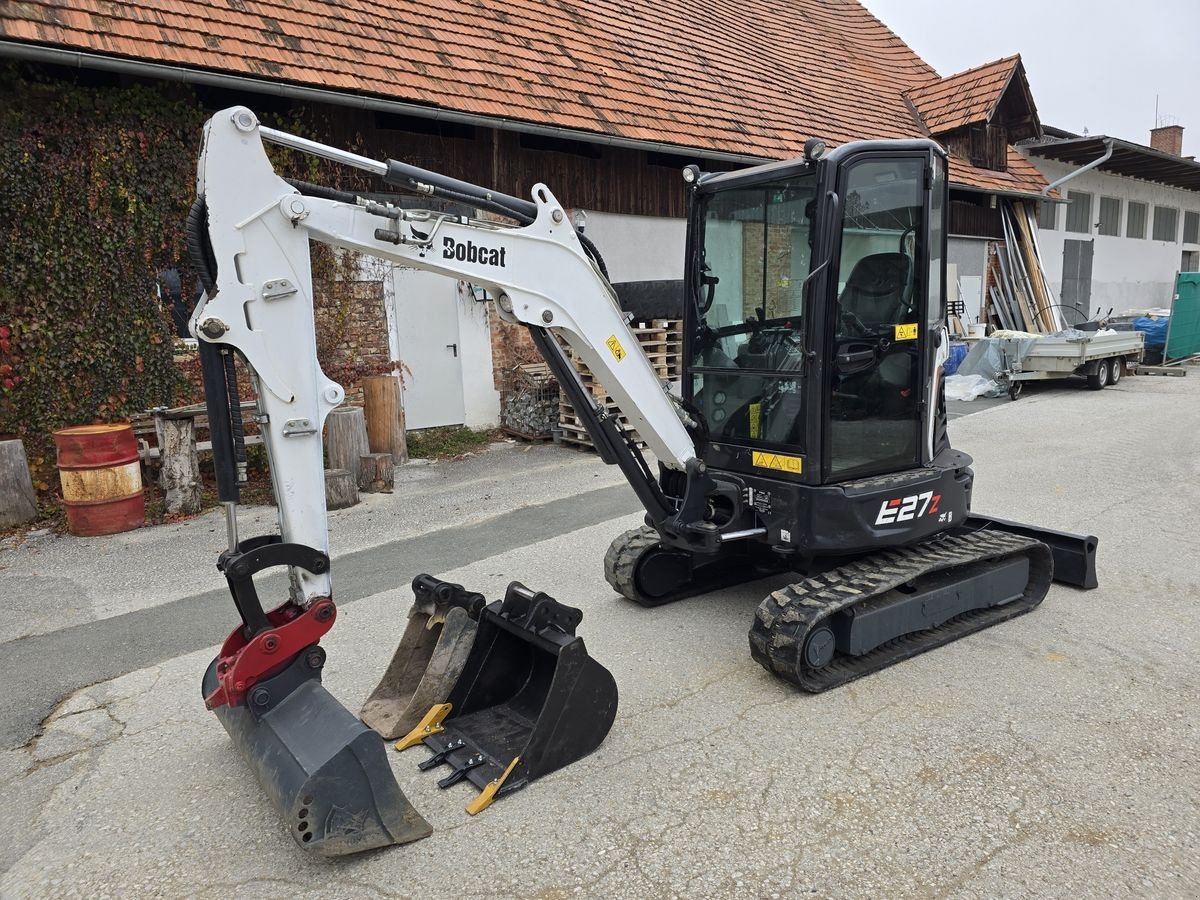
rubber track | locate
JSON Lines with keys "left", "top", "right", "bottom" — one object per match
{"left": 749, "top": 530, "right": 1053, "bottom": 692}
{"left": 603, "top": 526, "right": 661, "bottom": 604}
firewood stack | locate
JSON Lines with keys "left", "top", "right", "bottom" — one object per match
{"left": 500, "top": 363, "right": 560, "bottom": 440}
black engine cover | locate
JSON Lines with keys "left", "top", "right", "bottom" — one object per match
{"left": 737, "top": 450, "right": 973, "bottom": 556}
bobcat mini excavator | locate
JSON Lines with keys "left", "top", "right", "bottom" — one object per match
{"left": 189, "top": 108, "right": 1098, "bottom": 856}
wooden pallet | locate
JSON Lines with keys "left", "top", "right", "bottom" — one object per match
{"left": 555, "top": 318, "right": 683, "bottom": 453}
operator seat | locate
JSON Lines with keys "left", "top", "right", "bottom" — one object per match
{"left": 837, "top": 252, "right": 912, "bottom": 329}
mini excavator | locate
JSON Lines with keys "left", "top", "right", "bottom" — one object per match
{"left": 189, "top": 108, "right": 1097, "bottom": 856}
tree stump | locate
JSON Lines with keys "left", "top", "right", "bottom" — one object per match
{"left": 363, "top": 375, "right": 408, "bottom": 465}
{"left": 325, "top": 406, "right": 370, "bottom": 489}
{"left": 0, "top": 439, "right": 39, "bottom": 527}
{"left": 324, "top": 468, "right": 359, "bottom": 509}
{"left": 154, "top": 414, "right": 201, "bottom": 515}
{"left": 359, "top": 452, "right": 394, "bottom": 493}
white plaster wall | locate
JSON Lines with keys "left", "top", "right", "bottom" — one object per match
{"left": 575, "top": 211, "right": 687, "bottom": 282}
{"left": 1023, "top": 154, "right": 1200, "bottom": 311}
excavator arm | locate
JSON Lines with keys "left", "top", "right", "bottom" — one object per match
{"left": 192, "top": 107, "right": 717, "bottom": 611}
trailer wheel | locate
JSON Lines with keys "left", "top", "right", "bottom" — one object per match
{"left": 1087, "top": 361, "right": 1109, "bottom": 390}
{"left": 1008, "top": 381, "right": 1023, "bottom": 401}
{"left": 1108, "top": 357, "right": 1123, "bottom": 385}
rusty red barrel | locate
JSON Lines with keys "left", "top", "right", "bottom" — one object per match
{"left": 53, "top": 424, "right": 145, "bottom": 536}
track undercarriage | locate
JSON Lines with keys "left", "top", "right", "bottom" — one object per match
{"left": 605, "top": 525, "right": 1055, "bottom": 691}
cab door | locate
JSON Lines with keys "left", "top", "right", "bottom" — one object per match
{"left": 825, "top": 154, "right": 931, "bottom": 480}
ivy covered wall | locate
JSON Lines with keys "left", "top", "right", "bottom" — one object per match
{"left": 0, "top": 67, "right": 204, "bottom": 486}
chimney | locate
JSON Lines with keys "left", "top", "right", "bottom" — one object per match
{"left": 1150, "top": 125, "right": 1184, "bottom": 156}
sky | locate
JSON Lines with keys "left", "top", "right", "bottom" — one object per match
{"left": 859, "top": 0, "right": 1200, "bottom": 156}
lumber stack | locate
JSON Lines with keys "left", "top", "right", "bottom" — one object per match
{"left": 557, "top": 319, "right": 682, "bottom": 451}
{"left": 981, "top": 201, "right": 1066, "bottom": 335}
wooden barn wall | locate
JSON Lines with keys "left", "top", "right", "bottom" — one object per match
{"left": 302, "top": 105, "right": 691, "bottom": 218}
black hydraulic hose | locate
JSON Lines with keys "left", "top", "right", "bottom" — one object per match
{"left": 383, "top": 157, "right": 538, "bottom": 223}
{"left": 284, "top": 178, "right": 360, "bottom": 205}
{"left": 186, "top": 196, "right": 218, "bottom": 295}
{"left": 578, "top": 233, "right": 609, "bottom": 281}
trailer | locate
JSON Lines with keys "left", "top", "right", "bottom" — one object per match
{"left": 997, "top": 330, "right": 1145, "bottom": 400}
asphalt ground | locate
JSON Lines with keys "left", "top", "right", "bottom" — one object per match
{"left": 1, "top": 372, "right": 1197, "bottom": 898}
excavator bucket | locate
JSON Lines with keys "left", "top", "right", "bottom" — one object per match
{"left": 360, "top": 575, "right": 486, "bottom": 740}
{"left": 396, "top": 581, "right": 618, "bottom": 813}
{"left": 202, "top": 648, "right": 433, "bottom": 857}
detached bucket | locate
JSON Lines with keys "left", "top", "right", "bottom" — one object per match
{"left": 203, "top": 648, "right": 432, "bottom": 857}
{"left": 398, "top": 582, "right": 618, "bottom": 814}
{"left": 53, "top": 424, "right": 144, "bottom": 536}
{"left": 360, "top": 575, "right": 485, "bottom": 739}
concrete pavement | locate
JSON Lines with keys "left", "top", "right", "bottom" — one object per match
{"left": 1, "top": 373, "right": 1197, "bottom": 898}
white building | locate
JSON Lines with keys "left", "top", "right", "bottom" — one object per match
{"left": 1021, "top": 126, "right": 1200, "bottom": 318}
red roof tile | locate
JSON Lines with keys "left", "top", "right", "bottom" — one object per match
{"left": 0, "top": 1, "right": 1049, "bottom": 195}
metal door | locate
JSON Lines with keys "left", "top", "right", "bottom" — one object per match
{"left": 390, "top": 268, "right": 465, "bottom": 429}
{"left": 1061, "top": 239, "right": 1094, "bottom": 325}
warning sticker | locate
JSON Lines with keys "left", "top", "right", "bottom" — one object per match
{"left": 894, "top": 323, "right": 919, "bottom": 341}
{"left": 751, "top": 451, "right": 804, "bottom": 474}
{"left": 749, "top": 403, "right": 761, "bottom": 439}
{"left": 606, "top": 335, "right": 626, "bottom": 361}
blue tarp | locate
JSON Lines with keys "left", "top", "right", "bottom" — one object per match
{"left": 1133, "top": 316, "right": 1169, "bottom": 350}
{"left": 943, "top": 342, "right": 969, "bottom": 376}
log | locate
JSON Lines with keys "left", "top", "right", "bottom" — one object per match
{"left": 325, "top": 406, "right": 370, "bottom": 489}
{"left": 362, "top": 375, "right": 408, "bottom": 465}
{"left": 359, "top": 452, "right": 394, "bottom": 493}
{"left": 324, "top": 468, "right": 359, "bottom": 510}
{"left": 154, "top": 415, "right": 201, "bottom": 514}
{"left": 0, "top": 439, "right": 39, "bottom": 527}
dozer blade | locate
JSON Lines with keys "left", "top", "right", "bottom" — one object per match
{"left": 396, "top": 581, "right": 618, "bottom": 814}
{"left": 361, "top": 575, "right": 486, "bottom": 740}
{"left": 202, "top": 647, "right": 432, "bottom": 857}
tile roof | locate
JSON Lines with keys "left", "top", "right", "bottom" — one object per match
{"left": 951, "top": 147, "right": 1051, "bottom": 198}
{"left": 904, "top": 55, "right": 1021, "bottom": 135}
{"left": 0, "top": 1, "right": 1049, "bottom": 195}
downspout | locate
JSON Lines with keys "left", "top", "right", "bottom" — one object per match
{"left": 1039, "top": 138, "right": 1115, "bottom": 196}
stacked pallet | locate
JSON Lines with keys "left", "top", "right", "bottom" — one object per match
{"left": 557, "top": 319, "right": 682, "bottom": 451}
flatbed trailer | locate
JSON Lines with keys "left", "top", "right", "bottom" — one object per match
{"left": 998, "top": 331, "right": 1145, "bottom": 399}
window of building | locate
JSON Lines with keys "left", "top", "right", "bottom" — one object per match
{"left": 1065, "top": 191, "right": 1092, "bottom": 234}
{"left": 1183, "top": 250, "right": 1199, "bottom": 272}
{"left": 1097, "top": 196, "right": 1121, "bottom": 236}
{"left": 1038, "top": 200, "right": 1057, "bottom": 230}
{"left": 1184, "top": 211, "right": 1200, "bottom": 245}
{"left": 1153, "top": 206, "right": 1179, "bottom": 242}
{"left": 1127, "top": 201, "right": 1147, "bottom": 239}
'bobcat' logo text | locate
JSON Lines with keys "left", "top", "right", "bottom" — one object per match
{"left": 443, "top": 237, "right": 507, "bottom": 267}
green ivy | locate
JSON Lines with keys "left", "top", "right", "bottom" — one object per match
{"left": 0, "top": 68, "right": 205, "bottom": 487}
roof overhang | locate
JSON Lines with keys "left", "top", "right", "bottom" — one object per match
{"left": 0, "top": 39, "right": 770, "bottom": 166}
{"left": 1027, "top": 136, "right": 1200, "bottom": 193}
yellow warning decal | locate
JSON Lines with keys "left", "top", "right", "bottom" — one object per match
{"left": 749, "top": 403, "right": 761, "bottom": 439}
{"left": 606, "top": 335, "right": 626, "bottom": 361}
{"left": 894, "top": 323, "right": 919, "bottom": 341}
{"left": 752, "top": 451, "right": 804, "bottom": 474}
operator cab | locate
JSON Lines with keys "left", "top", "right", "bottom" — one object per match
{"left": 684, "top": 140, "right": 949, "bottom": 486}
